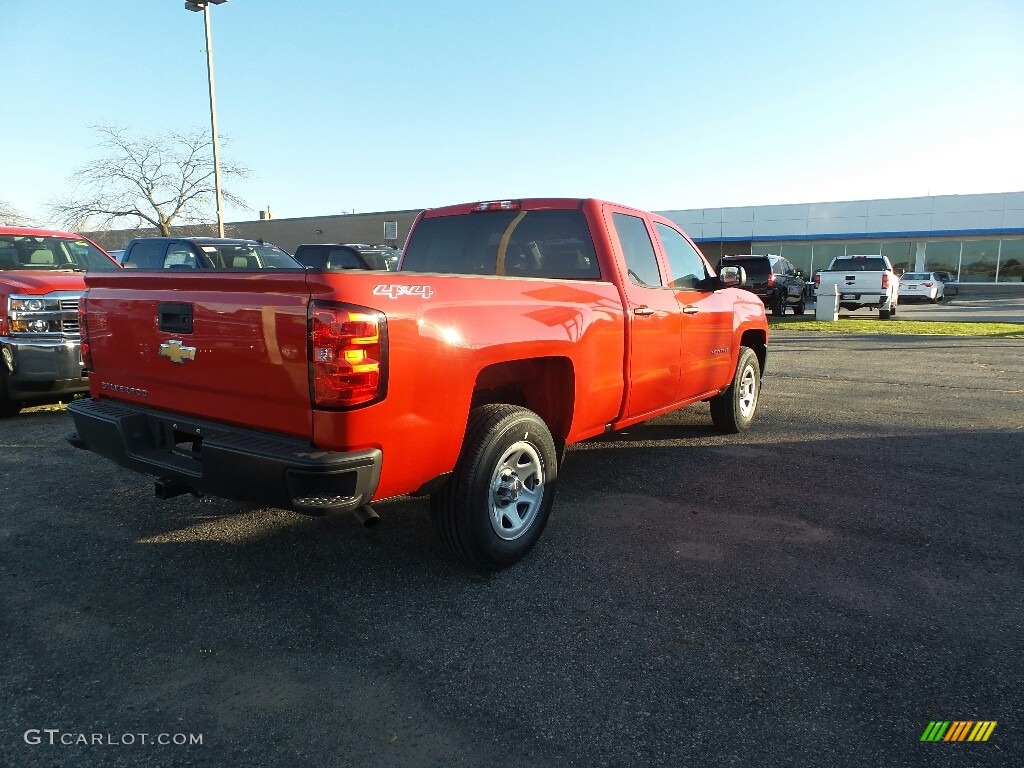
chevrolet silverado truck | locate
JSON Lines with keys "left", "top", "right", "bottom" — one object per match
{"left": 0, "top": 227, "right": 120, "bottom": 416}
{"left": 814, "top": 254, "right": 899, "bottom": 319}
{"left": 67, "top": 198, "right": 768, "bottom": 568}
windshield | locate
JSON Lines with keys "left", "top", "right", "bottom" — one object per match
{"left": 0, "top": 235, "right": 118, "bottom": 272}
{"left": 829, "top": 257, "right": 888, "bottom": 272}
{"left": 402, "top": 210, "right": 600, "bottom": 280}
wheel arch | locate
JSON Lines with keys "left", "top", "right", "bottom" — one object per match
{"left": 739, "top": 328, "right": 767, "bottom": 375}
{"left": 469, "top": 357, "right": 575, "bottom": 451}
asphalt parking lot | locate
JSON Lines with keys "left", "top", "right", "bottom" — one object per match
{"left": 2, "top": 333, "right": 1022, "bottom": 767}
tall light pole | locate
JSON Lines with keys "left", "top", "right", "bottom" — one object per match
{"left": 185, "top": 0, "right": 227, "bottom": 237}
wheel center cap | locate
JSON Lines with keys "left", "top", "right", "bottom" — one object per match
{"left": 495, "top": 470, "right": 523, "bottom": 504}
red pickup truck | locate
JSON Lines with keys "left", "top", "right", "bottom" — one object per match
{"left": 67, "top": 199, "right": 768, "bottom": 567}
{"left": 0, "top": 226, "right": 120, "bottom": 416}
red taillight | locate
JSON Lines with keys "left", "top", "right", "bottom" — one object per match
{"left": 881, "top": 273, "right": 889, "bottom": 290}
{"left": 309, "top": 302, "right": 386, "bottom": 408}
{"left": 814, "top": 273, "right": 820, "bottom": 287}
{"left": 923, "top": 281, "right": 934, "bottom": 287}
{"left": 472, "top": 200, "right": 520, "bottom": 212}
{"left": 79, "top": 295, "right": 93, "bottom": 372}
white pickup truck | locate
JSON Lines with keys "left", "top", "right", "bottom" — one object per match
{"left": 814, "top": 254, "right": 899, "bottom": 319}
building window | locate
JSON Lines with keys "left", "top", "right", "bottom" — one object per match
{"left": 998, "top": 238, "right": 1024, "bottom": 282}
{"left": 959, "top": 240, "right": 1000, "bottom": 283}
{"left": 812, "top": 242, "right": 846, "bottom": 271}
{"left": 924, "top": 241, "right": 962, "bottom": 278}
{"left": 882, "top": 241, "right": 915, "bottom": 274}
{"left": 780, "top": 243, "right": 812, "bottom": 277}
{"left": 845, "top": 241, "right": 881, "bottom": 255}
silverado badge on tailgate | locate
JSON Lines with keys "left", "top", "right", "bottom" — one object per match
{"left": 158, "top": 340, "right": 197, "bottom": 364}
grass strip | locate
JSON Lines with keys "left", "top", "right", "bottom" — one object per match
{"left": 767, "top": 317, "right": 1024, "bottom": 337}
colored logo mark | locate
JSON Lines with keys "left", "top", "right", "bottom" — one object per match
{"left": 920, "top": 721, "right": 997, "bottom": 742}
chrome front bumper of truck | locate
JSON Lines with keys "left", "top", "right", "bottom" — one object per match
{"left": 0, "top": 336, "right": 89, "bottom": 400}
{"left": 66, "top": 398, "right": 382, "bottom": 515}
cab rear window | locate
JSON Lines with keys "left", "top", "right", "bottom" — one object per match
{"left": 829, "top": 257, "right": 889, "bottom": 272}
{"left": 719, "top": 257, "right": 770, "bottom": 282}
{"left": 402, "top": 210, "right": 601, "bottom": 280}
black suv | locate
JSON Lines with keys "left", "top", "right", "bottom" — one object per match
{"left": 119, "top": 237, "right": 299, "bottom": 269}
{"left": 718, "top": 254, "right": 807, "bottom": 315}
{"left": 293, "top": 243, "right": 393, "bottom": 271}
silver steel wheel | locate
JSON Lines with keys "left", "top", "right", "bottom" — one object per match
{"left": 489, "top": 441, "right": 545, "bottom": 541}
{"left": 738, "top": 363, "right": 758, "bottom": 419}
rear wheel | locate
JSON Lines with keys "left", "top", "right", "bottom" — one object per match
{"left": 773, "top": 293, "right": 786, "bottom": 316}
{"left": 793, "top": 297, "right": 806, "bottom": 316}
{"left": 431, "top": 404, "right": 558, "bottom": 569}
{"left": 709, "top": 347, "right": 760, "bottom": 433}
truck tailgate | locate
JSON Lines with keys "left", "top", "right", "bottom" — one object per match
{"left": 836, "top": 273, "right": 884, "bottom": 293}
{"left": 84, "top": 271, "right": 313, "bottom": 438}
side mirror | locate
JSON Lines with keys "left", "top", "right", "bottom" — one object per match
{"left": 719, "top": 265, "right": 746, "bottom": 287}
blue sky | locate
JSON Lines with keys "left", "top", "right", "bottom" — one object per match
{"left": 3, "top": 0, "right": 1023, "bottom": 226}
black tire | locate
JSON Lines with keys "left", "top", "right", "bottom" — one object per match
{"left": 0, "top": 370, "right": 22, "bottom": 418}
{"left": 709, "top": 346, "right": 761, "bottom": 433}
{"left": 930, "top": 295, "right": 938, "bottom": 304}
{"left": 879, "top": 307, "right": 891, "bottom": 319}
{"left": 773, "top": 293, "right": 786, "bottom": 316}
{"left": 793, "top": 298, "right": 806, "bottom": 316}
{"left": 431, "top": 404, "right": 558, "bottom": 569}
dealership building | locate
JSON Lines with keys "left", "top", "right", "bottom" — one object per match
{"left": 92, "top": 191, "right": 1024, "bottom": 284}
{"left": 663, "top": 191, "right": 1024, "bottom": 283}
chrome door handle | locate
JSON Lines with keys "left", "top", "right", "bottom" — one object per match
{"left": 682, "top": 306, "right": 700, "bottom": 315}
{"left": 633, "top": 307, "right": 655, "bottom": 316}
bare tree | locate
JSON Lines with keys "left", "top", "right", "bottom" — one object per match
{"left": 0, "top": 201, "right": 36, "bottom": 227}
{"left": 50, "top": 125, "right": 250, "bottom": 236}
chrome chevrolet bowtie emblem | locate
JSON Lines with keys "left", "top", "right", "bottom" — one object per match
{"left": 158, "top": 340, "right": 197, "bottom": 364}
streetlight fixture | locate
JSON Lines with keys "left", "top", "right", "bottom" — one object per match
{"left": 185, "top": 0, "right": 228, "bottom": 237}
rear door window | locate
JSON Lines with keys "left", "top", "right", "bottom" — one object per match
{"left": 125, "top": 239, "right": 168, "bottom": 269}
{"left": 164, "top": 242, "right": 199, "bottom": 268}
{"left": 611, "top": 213, "right": 662, "bottom": 287}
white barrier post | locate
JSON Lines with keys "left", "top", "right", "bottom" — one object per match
{"left": 815, "top": 284, "right": 839, "bottom": 321}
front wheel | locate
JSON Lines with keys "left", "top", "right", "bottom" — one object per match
{"left": 431, "top": 404, "right": 558, "bottom": 569}
{"left": 0, "top": 371, "right": 22, "bottom": 418}
{"left": 709, "top": 346, "right": 761, "bottom": 433}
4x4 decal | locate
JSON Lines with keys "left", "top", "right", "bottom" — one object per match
{"left": 373, "top": 284, "right": 434, "bottom": 300}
